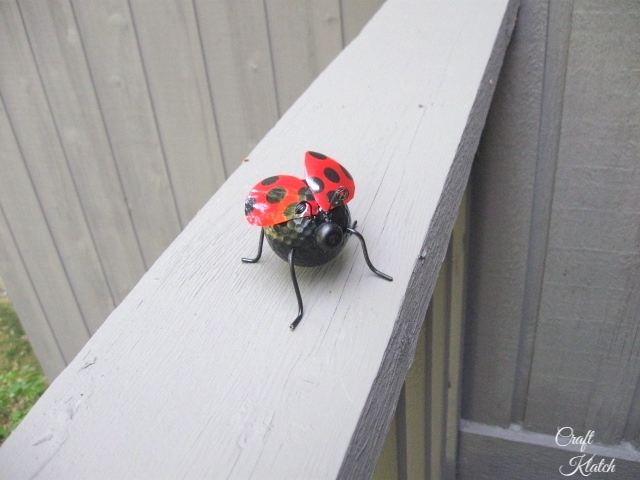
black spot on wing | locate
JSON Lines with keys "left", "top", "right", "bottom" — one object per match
{"left": 298, "top": 186, "right": 314, "bottom": 201}
{"left": 245, "top": 197, "right": 256, "bottom": 216}
{"left": 308, "top": 151, "right": 327, "bottom": 159}
{"left": 324, "top": 167, "right": 340, "bottom": 183}
{"left": 283, "top": 202, "right": 298, "bottom": 218}
{"left": 261, "top": 176, "right": 279, "bottom": 186}
{"left": 266, "top": 186, "right": 287, "bottom": 204}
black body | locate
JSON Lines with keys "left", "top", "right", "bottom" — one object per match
{"left": 242, "top": 204, "right": 392, "bottom": 330}
{"left": 264, "top": 205, "right": 351, "bottom": 267}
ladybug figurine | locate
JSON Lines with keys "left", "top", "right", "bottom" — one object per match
{"left": 242, "top": 151, "right": 393, "bottom": 330}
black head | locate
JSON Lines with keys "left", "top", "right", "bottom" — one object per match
{"left": 314, "top": 221, "right": 344, "bottom": 251}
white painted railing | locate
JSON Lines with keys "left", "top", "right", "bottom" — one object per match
{"left": 0, "top": 0, "right": 517, "bottom": 478}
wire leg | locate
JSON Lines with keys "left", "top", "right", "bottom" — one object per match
{"left": 288, "top": 249, "right": 304, "bottom": 330}
{"left": 346, "top": 227, "right": 393, "bottom": 281}
{"left": 242, "top": 228, "right": 264, "bottom": 263}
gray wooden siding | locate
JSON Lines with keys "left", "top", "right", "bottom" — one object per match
{"left": 0, "top": 0, "right": 383, "bottom": 379}
{"left": 461, "top": 0, "right": 640, "bottom": 472}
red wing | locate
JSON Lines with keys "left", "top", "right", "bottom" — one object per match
{"left": 245, "top": 175, "right": 318, "bottom": 227}
{"left": 304, "top": 151, "right": 356, "bottom": 212}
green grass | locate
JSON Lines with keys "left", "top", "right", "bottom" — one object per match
{"left": 0, "top": 289, "right": 48, "bottom": 444}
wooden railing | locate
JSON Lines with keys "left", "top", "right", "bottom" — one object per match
{"left": 373, "top": 191, "right": 467, "bottom": 480}
{"left": 0, "top": 0, "right": 517, "bottom": 478}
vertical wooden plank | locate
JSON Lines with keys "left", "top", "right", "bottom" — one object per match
{"left": 0, "top": 1, "right": 113, "bottom": 335}
{"left": 444, "top": 189, "right": 468, "bottom": 479}
{"left": 195, "top": 0, "right": 279, "bottom": 174}
{"left": 404, "top": 321, "right": 426, "bottom": 479}
{"left": 395, "top": 385, "right": 408, "bottom": 480}
{"left": 511, "top": 0, "right": 574, "bottom": 425}
{"left": 18, "top": 0, "right": 146, "bottom": 306}
{"left": 525, "top": 0, "right": 640, "bottom": 443}
{"left": 429, "top": 246, "right": 451, "bottom": 479}
{"left": 265, "top": 0, "right": 343, "bottom": 114}
{"left": 462, "top": 0, "right": 548, "bottom": 427}
{"left": 340, "top": 0, "right": 386, "bottom": 46}
{"left": 129, "top": 0, "right": 226, "bottom": 225}
{"left": 71, "top": 0, "right": 182, "bottom": 267}
{"left": 373, "top": 413, "right": 399, "bottom": 480}
{"left": 0, "top": 205, "right": 65, "bottom": 379}
{"left": 423, "top": 304, "right": 434, "bottom": 479}
{"left": 0, "top": 89, "right": 89, "bottom": 364}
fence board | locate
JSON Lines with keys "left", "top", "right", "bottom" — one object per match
{"left": 372, "top": 413, "right": 399, "bottom": 480}
{"left": 462, "top": 0, "right": 547, "bottom": 427}
{"left": 71, "top": 0, "right": 182, "bottom": 267}
{"left": 0, "top": 205, "right": 65, "bottom": 380}
{"left": 525, "top": 0, "right": 640, "bottom": 442}
{"left": 18, "top": 0, "right": 146, "bottom": 306}
{"left": 129, "top": 0, "right": 226, "bottom": 225}
{"left": 265, "top": 0, "right": 342, "bottom": 113}
{"left": 0, "top": 1, "right": 113, "bottom": 336}
{"left": 428, "top": 248, "right": 450, "bottom": 479}
{"left": 0, "top": 0, "right": 516, "bottom": 477}
{"left": 510, "top": 0, "right": 574, "bottom": 426}
{"left": 404, "top": 321, "right": 427, "bottom": 479}
{"left": 444, "top": 190, "right": 467, "bottom": 479}
{"left": 195, "top": 0, "right": 279, "bottom": 174}
{"left": 0, "top": 90, "right": 88, "bottom": 365}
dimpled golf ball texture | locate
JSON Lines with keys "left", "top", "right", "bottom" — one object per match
{"left": 265, "top": 205, "right": 351, "bottom": 267}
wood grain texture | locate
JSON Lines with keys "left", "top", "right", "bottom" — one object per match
{"left": 0, "top": 85, "right": 88, "bottom": 368}
{"left": 458, "top": 421, "right": 640, "bottom": 479}
{"left": 18, "top": 0, "right": 146, "bottom": 307}
{"left": 0, "top": 0, "right": 516, "bottom": 478}
{"left": 265, "top": 0, "right": 343, "bottom": 114}
{"left": 129, "top": 0, "right": 226, "bottom": 225}
{"left": 525, "top": 0, "right": 640, "bottom": 443}
{"left": 71, "top": 0, "right": 182, "bottom": 267}
{"left": 0, "top": 2, "right": 111, "bottom": 338}
{"left": 195, "top": 0, "right": 279, "bottom": 174}
{"left": 462, "top": 0, "right": 548, "bottom": 427}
